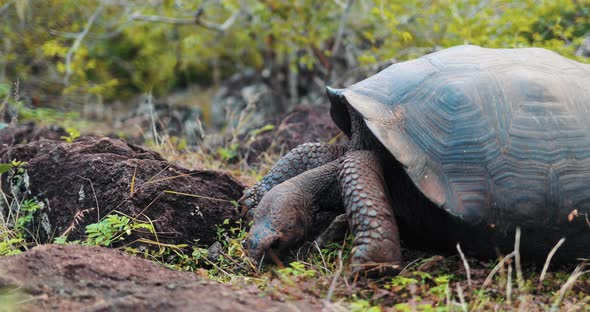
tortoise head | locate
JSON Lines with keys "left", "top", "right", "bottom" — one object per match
{"left": 246, "top": 181, "right": 313, "bottom": 262}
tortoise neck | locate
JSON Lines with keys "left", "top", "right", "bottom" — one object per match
{"left": 347, "top": 106, "right": 384, "bottom": 153}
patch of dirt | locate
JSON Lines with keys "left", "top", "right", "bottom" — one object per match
{"left": 0, "top": 136, "right": 244, "bottom": 245}
{"left": 0, "top": 122, "right": 67, "bottom": 153}
{"left": 239, "top": 105, "right": 348, "bottom": 164}
{"left": 0, "top": 244, "right": 320, "bottom": 311}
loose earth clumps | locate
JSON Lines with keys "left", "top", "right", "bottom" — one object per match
{"left": 240, "top": 45, "right": 590, "bottom": 273}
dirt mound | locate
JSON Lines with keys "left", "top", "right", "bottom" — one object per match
{"left": 0, "top": 136, "right": 243, "bottom": 246}
{"left": 0, "top": 244, "right": 319, "bottom": 311}
{"left": 239, "top": 105, "right": 348, "bottom": 163}
{"left": 0, "top": 122, "right": 67, "bottom": 153}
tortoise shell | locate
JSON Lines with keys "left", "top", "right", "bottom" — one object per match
{"left": 333, "top": 45, "right": 590, "bottom": 229}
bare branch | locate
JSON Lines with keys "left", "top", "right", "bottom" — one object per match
{"left": 328, "top": 0, "right": 354, "bottom": 82}
{"left": 331, "top": 0, "right": 354, "bottom": 57}
{"left": 130, "top": 0, "right": 244, "bottom": 32}
{"left": 50, "top": 22, "right": 132, "bottom": 40}
{"left": 0, "top": 0, "right": 16, "bottom": 17}
{"left": 130, "top": 13, "right": 194, "bottom": 25}
{"left": 64, "top": 1, "right": 105, "bottom": 85}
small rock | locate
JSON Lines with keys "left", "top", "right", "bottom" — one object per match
{"left": 576, "top": 36, "right": 590, "bottom": 57}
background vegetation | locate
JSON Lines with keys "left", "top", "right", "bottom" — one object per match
{"left": 1, "top": 0, "right": 589, "bottom": 111}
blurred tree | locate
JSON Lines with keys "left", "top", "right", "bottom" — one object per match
{"left": 0, "top": 0, "right": 588, "bottom": 105}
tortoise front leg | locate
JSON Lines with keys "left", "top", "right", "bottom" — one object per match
{"left": 339, "top": 150, "right": 402, "bottom": 274}
{"left": 239, "top": 143, "right": 345, "bottom": 219}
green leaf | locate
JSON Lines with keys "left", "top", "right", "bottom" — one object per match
{"left": 0, "top": 163, "right": 13, "bottom": 174}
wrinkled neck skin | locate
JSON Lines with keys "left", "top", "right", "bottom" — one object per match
{"left": 346, "top": 105, "right": 385, "bottom": 153}
{"left": 291, "top": 160, "right": 342, "bottom": 221}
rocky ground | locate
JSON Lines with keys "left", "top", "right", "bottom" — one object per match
{"left": 0, "top": 244, "right": 321, "bottom": 311}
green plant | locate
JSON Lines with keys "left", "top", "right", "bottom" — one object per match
{"left": 389, "top": 276, "right": 418, "bottom": 290}
{"left": 0, "top": 161, "right": 34, "bottom": 256}
{"left": 350, "top": 298, "right": 382, "bottom": 312}
{"left": 84, "top": 213, "right": 154, "bottom": 247}
{"left": 217, "top": 143, "right": 239, "bottom": 163}
{"left": 429, "top": 275, "right": 454, "bottom": 298}
{"left": 277, "top": 261, "right": 317, "bottom": 278}
{"left": 14, "top": 199, "right": 41, "bottom": 232}
{"left": 60, "top": 127, "right": 80, "bottom": 143}
{"left": 0, "top": 236, "right": 26, "bottom": 256}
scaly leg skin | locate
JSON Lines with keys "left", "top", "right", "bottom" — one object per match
{"left": 339, "top": 150, "right": 402, "bottom": 275}
{"left": 239, "top": 142, "right": 345, "bottom": 220}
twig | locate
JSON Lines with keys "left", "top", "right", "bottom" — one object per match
{"left": 218, "top": 249, "right": 258, "bottom": 275}
{"left": 50, "top": 22, "right": 131, "bottom": 40}
{"left": 456, "top": 283, "right": 468, "bottom": 312}
{"left": 0, "top": 0, "right": 16, "bottom": 17}
{"left": 313, "top": 241, "right": 329, "bottom": 273}
{"left": 64, "top": 1, "right": 105, "bottom": 85}
{"left": 328, "top": 0, "right": 354, "bottom": 82}
{"left": 540, "top": 237, "right": 566, "bottom": 283}
{"left": 399, "top": 257, "right": 424, "bottom": 275}
{"left": 163, "top": 190, "right": 235, "bottom": 203}
{"left": 456, "top": 243, "right": 472, "bottom": 288}
{"left": 331, "top": 0, "right": 354, "bottom": 57}
{"left": 506, "top": 262, "right": 513, "bottom": 304}
{"left": 78, "top": 175, "right": 100, "bottom": 220}
{"left": 130, "top": 0, "right": 244, "bottom": 32}
{"left": 482, "top": 251, "right": 516, "bottom": 288}
{"left": 514, "top": 227, "right": 524, "bottom": 290}
{"left": 325, "top": 250, "right": 344, "bottom": 302}
{"left": 550, "top": 264, "right": 588, "bottom": 312}
{"left": 129, "top": 13, "right": 194, "bottom": 24}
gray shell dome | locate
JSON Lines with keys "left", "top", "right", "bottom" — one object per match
{"left": 332, "top": 45, "right": 590, "bottom": 229}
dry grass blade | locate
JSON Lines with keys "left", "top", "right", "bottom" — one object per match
{"left": 506, "top": 262, "right": 513, "bottom": 304}
{"left": 130, "top": 166, "right": 137, "bottom": 195}
{"left": 313, "top": 241, "right": 329, "bottom": 274}
{"left": 325, "top": 251, "right": 344, "bottom": 302}
{"left": 550, "top": 264, "right": 588, "bottom": 312}
{"left": 514, "top": 227, "right": 524, "bottom": 289}
{"left": 77, "top": 175, "right": 101, "bottom": 220}
{"left": 60, "top": 208, "right": 96, "bottom": 238}
{"left": 456, "top": 283, "right": 468, "bottom": 312}
{"left": 456, "top": 243, "right": 472, "bottom": 288}
{"left": 483, "top": 251, "right": 516, "bottom": 288}
{"left": 163, "top": 190, "right": 235, "bottom": 203}
{"left": 540, "top": 237, "right": 566, "bottom": 283}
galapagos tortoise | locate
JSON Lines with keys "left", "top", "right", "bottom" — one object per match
{"left": 240, "top": 45, "right": 590, "bottom": 272}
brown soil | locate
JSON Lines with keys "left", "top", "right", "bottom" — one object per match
{"left": 0, "top": 136, "right": 244, "bottom": 246}
{"left": 0, "top": 244, "right": 321, "bottom": 311}
{"left": 240, "top": 104, "right": 347, "bottom": 163}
